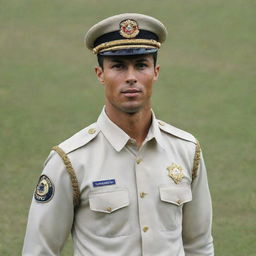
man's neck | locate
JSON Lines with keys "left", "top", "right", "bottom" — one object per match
{"left": 105, "top": 106, "right": 152, "bottom": 147}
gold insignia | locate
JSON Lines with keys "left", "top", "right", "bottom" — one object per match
{"left": 167, "top": 163, "right": 184, "bottom": 184}
{"left": 119, "top": 19, "right": 139, "bottom": 38}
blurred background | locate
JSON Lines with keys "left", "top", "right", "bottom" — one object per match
{"left": 0, "top": 0, "right": 255, "bottom": 255}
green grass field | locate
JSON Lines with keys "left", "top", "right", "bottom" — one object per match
{"left": 1, "top": 0, "right": 255, "bottom": 255}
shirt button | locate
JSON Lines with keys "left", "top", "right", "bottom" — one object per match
{"left": 140, "top": 192, "right": 147, "bottom": 198}
{"left": 129, "top": 139, "right": 137, "bottom": 145}
{"left": 106, "top": 207, "right": 112, "bottom": 212}
{"left": 143, "top": 226, "right": 149, "bottom": 232}
{"left": 88, "top": 128, "right": 96, "bottom": 134}
{"left": 136, "top": 158, "right": 142, "bottom": 164}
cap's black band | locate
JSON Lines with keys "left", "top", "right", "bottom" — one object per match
{"left": 94, "top": 29, "right": 159, "bottom": 48}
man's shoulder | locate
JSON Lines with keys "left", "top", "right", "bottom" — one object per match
{"left": 57, "top": 122, "right": 99, "bottom": 154}
{"left": 157, "top": 119, "right": 197, "bottom": 145}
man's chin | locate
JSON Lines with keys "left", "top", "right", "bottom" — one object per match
{"left": 119, "top": 104, "right": 144, "bottom": 114}
{"left": 108, "top": 101, "right": 150, "bottom": 115}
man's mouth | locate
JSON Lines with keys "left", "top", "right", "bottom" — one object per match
{"left": 121, "top": 88, "right": 141, "bottom": 97}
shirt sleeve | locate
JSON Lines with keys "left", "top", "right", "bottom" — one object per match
{"left": 182, "top": 151, "right": 214, "bottom": 256}
{"left": 22, "top": 151, "right": 74, "bottom": 256}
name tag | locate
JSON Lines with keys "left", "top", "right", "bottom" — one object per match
{"left": 93, "top": 179, "right": 116, "bottom": 187}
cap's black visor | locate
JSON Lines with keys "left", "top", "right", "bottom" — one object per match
{"left": 98, "top": 47, "right": 158, "bottom": 56}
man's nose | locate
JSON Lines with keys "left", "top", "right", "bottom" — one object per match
{"left": 125, "top": 67, "right": 137, "bottom": 85}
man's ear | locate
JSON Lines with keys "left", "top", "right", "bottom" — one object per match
{"left": 153, "top": 64, "right": 160, "bottom": 82}
{"left": 95, "top": 66, "right": 104, "bottom": 84}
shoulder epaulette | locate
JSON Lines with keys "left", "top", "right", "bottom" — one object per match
{"left": 58, "top": 122, "right": 99, "bottom": 154}
{"left": 50, "top": 122, "right": 99, "bottom": 208}
{"left": 157, "top": 120, "right": 196, "bottom": 144}
{"left": 158, "top": 120, "right": 201, "bottom": 182}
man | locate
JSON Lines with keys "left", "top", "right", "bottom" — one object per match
{"left": 23, "top": 13, "right": 214, "bottom": 255}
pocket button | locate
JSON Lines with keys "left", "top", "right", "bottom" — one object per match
{"left": 176, "top": 200, "right": 182, "bottom": 205}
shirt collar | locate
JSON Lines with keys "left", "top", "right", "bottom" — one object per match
{"left": 97, "top": 108, "right": 130, "bottom": 152}
{"left": 148, "top": 111, "right": 165, "bottom": 150}
{"left": 97, "top": 107, "right": 165, "bottom": 152}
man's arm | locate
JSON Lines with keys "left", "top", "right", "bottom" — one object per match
{"left": 182, "top": 151, "right": 214, "bottom": 256}
{"left": 22, "top": 152, "right": 74, "bottom": 256}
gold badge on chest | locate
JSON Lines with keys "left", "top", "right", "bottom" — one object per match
{"left": 167, "top": 163, "right": 184, "bottom": 184}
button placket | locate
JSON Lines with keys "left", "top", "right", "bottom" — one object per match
{"left": 134, "top": 152, "right": 151, "bottom": 243}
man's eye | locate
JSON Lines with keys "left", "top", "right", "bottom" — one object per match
{"left": 112, "top": 64, "right": 124, "bottom": 69}
{"left": 136, "top": 63, "right": 147, "bottom": 69}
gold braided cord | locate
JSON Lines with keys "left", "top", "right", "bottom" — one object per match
{"left": 93, "top": 39, "right": 161, "bottom": 54}
{"left": 192, "top": 140, "right": 201, "bottom": 182}
{"left": 52, "top": 146, "right": 80, "bottom": 208}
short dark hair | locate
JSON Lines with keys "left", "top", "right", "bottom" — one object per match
{"left": 97, "top": 52, "right": 158, "bottom": 69}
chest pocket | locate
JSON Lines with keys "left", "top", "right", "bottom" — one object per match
{"left": 158, "top": 184, "right": 192, "bottom": 231}
{"left": 88, "top": 188, "right": 131, "bottom": 237}
{"left": 89, "top": 188, "right": 129, "bottom": 213}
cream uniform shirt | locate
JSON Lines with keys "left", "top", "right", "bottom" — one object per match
{"left": 23, "top": 108, "right": 214, "bottom": 256}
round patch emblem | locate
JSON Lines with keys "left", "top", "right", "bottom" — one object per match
{"left": 119, "top": 19, "right": 139, "bottom": 38}
{"left": 34, "top": 175, "right": 54, "bottom": 202}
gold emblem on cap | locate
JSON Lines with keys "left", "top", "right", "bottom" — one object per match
{"left": 119, "top": 19, "right": 139, "bottom": 38}
{"left": 167, "top": 163, "right": 184, "bottom": 184}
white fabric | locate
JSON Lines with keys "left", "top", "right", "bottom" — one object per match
{"left": 23, "top": 108, "right": 214, "bottom": 256}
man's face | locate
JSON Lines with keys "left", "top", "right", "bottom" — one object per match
{"left": 95, "top": 54, "right": 160, "bottom": 114}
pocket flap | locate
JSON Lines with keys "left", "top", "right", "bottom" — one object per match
{"left": 159, "top": 184, "right": 192, "bottom": 206}
{"left": 89, "top": 189, "right": 129, "bottom": 213}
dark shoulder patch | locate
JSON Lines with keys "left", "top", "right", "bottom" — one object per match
{"left": 34, "top": 175, "right": 54, "bottom": 203}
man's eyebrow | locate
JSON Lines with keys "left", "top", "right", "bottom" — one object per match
{"left": 135, "top": 58, "right": 149, "bottom": 62}
{"left": 108, "top": 58, "right": 125, "bottom": 63}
